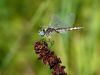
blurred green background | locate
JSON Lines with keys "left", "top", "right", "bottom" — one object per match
{"left": 0, "top": 0, "right": 100, "bottom": 75}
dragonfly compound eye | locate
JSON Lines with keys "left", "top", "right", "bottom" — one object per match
{"left": 39, "top": 30, "right": 45, "bottom": 36}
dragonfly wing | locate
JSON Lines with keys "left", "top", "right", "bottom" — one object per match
{"left": 49, "top": 13, "right": 76, "bottom": 28}
{"left": 48, "top": 15, "right": 67, "bottom": 28}
{"left": 64, "top": 13, "right": 76, "bottom": 27}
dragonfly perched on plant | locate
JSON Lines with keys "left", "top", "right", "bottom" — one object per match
{"left": 39, "top": 13, "right": 83, "bottom": 37}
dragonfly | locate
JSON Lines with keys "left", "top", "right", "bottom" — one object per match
{"left": 39, "top": 13, "right": 83, "bottom": 37}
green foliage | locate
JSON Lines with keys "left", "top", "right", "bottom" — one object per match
{"left": 0, "top": 0, "right": 100, "bottom": 75}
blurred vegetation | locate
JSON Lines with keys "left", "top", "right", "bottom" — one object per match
{"left": 0, "top": 0, "right": 100, "bottom": 75}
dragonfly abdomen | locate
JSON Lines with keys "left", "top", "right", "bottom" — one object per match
{"left": 56, "top": 27, "right": 83, "bottom": 33}
{"left": 66, "top": 27, "right": 83, "bottom": 31}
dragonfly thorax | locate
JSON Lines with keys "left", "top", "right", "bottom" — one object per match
{"left": 39, "top": 28, "right": 54, "bottom": 37}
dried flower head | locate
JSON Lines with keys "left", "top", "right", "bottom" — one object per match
{"left": 34, "top": 40, "right": 67, "bottom": 75}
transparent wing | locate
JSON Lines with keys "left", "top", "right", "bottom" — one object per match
{"left": 63, "top": 13, "right": 76, "bottom": 27}
{"left": 48, "top": 15, "right": 67, "bottom": 28}
{"left": 48, "top": 13, "right": 76, "bottom": 28}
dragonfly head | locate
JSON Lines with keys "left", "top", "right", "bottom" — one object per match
{"left": 39, "top": 29, "right": 45, "bottom": 36}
